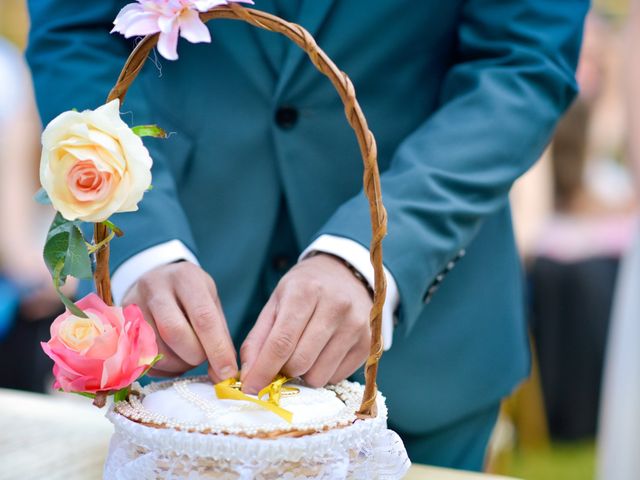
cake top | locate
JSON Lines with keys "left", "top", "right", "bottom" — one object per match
{"left": 114, "top": 377, "right": 364, "bottom": 437}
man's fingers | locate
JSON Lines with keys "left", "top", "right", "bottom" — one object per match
{"left": 151, "top": 341, "right": 194, "bottom": 374}
{"left": 176, "top": 276, "right": 237, "bottom": 382}
{"left": 303, "top": 333, "right": 357, "bottom": 388}
{"left": 146, "top": 367, "right": 180, "bottom": 378}
{"left": 241, "top": 288, "right": 317, "bottom": 394}
{"left": 328, "top": 333, "right": 371, "bottom": 385}
{"left": 239, "top": 296, "right": 277, "bottom": 379}
{"left": 147, "top": 292, "right": 206, "bottom": 367}
{"left": 135, "top": 303, "right": 194, "bottom": 374}
{"left": 281, "top": 305, "right": 338, "bottom": 378}
{"left": 123, "top": 263, "right": 238, "bottom": 379}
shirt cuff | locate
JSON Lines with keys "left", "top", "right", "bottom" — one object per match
{"left": 111, "top": 239, "right": 199, "bottom": 306}
{"left": 299, "top": 235, "right": 400, "bottom": 350}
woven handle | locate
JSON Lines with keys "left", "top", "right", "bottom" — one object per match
{"left": 95, "top": 4, "right": 387, "bottom": 418}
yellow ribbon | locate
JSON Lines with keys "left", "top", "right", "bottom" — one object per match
{"left": 214, "top": 375, "right": 298, "bottom": 423}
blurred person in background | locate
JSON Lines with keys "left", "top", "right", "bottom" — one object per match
{"left": 0, "top": 36, "right": 74, "bottom": 392}
{"left": 597, "top": 0, "right": 640, "bottom": 477}
{"left": 527, "top": 11, "right": 637, "bottom": 441}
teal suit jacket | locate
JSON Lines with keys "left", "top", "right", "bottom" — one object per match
{"left": 27, "top": 0, "right": 587, "bottom": 434}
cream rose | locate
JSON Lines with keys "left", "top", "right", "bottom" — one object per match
{"left": 40, "top": 99, "right": 152, "bottom": 222}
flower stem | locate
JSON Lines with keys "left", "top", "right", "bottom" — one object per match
{"left": 93, "top": 223, "right": 113, "bottom": 306}
{"left": 93, "top": 391, "right": 108, "bottom": 408}
{"left": 87, "top": 231, "right": 115, "bottom": 254}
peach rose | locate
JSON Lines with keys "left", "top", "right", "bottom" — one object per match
{"left": 40, "top": 99, "right": 152, "bottom": 222}
{"left": 41, "top": 293, "right": 158, "bottom": 393}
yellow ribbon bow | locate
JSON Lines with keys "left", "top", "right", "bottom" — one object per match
{"left": 214, "top": 375, "right": 298, "bottom": 423}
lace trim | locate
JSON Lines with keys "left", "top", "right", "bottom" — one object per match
{"left": 104, "top": 427, "right": 411, "bottom": 479}
{"left": 107, "top": 394, "right": 388, "bottom": 461}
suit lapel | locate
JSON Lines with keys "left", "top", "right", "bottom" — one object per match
{"left": 274, "top": 0, "right": 337, "bottom": 99}
{"left": 247, "top": 0, "right": 285, "bottom": 78}
{"left": 211, "top": 1, "right": 336, "bottom": 97}
{"left": 210, "top": 6, "right": 276, "bottom": 96}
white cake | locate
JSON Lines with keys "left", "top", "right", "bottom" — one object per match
{"left": 104, "top": 377, "right": 410, "bottom": 479}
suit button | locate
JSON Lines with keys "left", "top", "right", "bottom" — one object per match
{"left": 272, "top": 255, "right": 291, "bottom": 271}
{"left": 275, "top": 106, "right": 299, "bottom": 130}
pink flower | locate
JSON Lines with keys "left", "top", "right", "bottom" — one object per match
{"left": 41, "top": 293, "right": 158, "bottom": 394}
{"left": 112, "top": 0, "right": 254, "bottom": 60}
{"left": 66, "top": 160, "right": 114, "bottom": 203}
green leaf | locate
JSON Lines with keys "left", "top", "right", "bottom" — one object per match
{"left": 34, "top": 188, "right": 52, "bottom": 205}
{"left": 46, "top": 212, "right": 72, "bottom": 240}
{"left": 44, "top": 232, "right": 71, "bottom": 274}
{"left": 138, "top": 354, "right": 164, "bottom": 380}
{"left": 52, "top": 260, "right": 88, "bottom": 318}
{"left": 65, "top": 226, "right": 93, "bottom": 278}
{"left": 42, "top": 213, "right": 92, "bottom": 319}
{"left": 56, "top": 292, "right": 87, "bottom": 318}
{"left": 113, "top": 386, "right": 131, "bottom": 403}
{"left": 131, "top": 124, "right": 167, "bottom": 138}
{"left": 43, "top": 214, "right": 92, "bottom": 280}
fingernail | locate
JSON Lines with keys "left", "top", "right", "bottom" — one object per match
{"left": 242, "top": 383, "right": 258, "bottom": 395}
{"left": 219, "top": 366, "right": 236, "bottom": 380}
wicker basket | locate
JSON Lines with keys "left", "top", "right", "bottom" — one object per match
{"left": 93, "top": 3, "right": 388, "bottom": 419}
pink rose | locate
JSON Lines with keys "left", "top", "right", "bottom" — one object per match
{"left": 41, "top": 293, "right": 158, "bottom": 394}
{"left": 111, "top": 0, "right": 254, "bottom": 60}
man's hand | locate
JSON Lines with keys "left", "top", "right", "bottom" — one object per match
{"left": 240, "top": 253, "right": 373, "bottom": 394}
{"left": 122, "top": 262, "right": 237, "bottom": 381}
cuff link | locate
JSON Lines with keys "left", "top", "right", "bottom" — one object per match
{"left": 423, "top": 249, "right": 466, "bottom": 304}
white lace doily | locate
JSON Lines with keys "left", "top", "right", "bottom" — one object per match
{"left": 104, "top": 378, "right": 411, "bottom": 479}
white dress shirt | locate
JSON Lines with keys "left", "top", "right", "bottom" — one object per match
{"left": 111, "top": 235, "right": 399, "bottom": 349}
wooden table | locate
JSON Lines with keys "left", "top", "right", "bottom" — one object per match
{"left": 0, "top": 388, "right": 518, "bottom": 479}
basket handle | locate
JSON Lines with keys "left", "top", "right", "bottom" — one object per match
{"left": 95, "top": 4, "right": 387, "bottom": 418}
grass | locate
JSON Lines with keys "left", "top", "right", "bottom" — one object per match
{"left": 507, "top": 441, "right": 596, "bottom": 480}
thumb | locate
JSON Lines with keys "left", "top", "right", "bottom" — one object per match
{"left": 240, "top": 296, "right": 277, "bottom": 381}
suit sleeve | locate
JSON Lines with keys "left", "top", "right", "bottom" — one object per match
{"left": 26, "top": 0, "right": 199, "bottom": 271}
{"left": 316, "top": 0, "right": 589, "bottom": 331}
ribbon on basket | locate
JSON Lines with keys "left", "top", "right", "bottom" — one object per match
{"left": 214, "top": 375, "right": 299, "bottom": 423}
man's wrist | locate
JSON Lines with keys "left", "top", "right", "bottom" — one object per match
{"left": 111, "top": 240, "right": 199, "bottom": 305}
{"left": 305, "top": 250, "right": 375, "bottom": 299}
{"left": 299, "top": 234, "right": 400, "bottom": 350}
